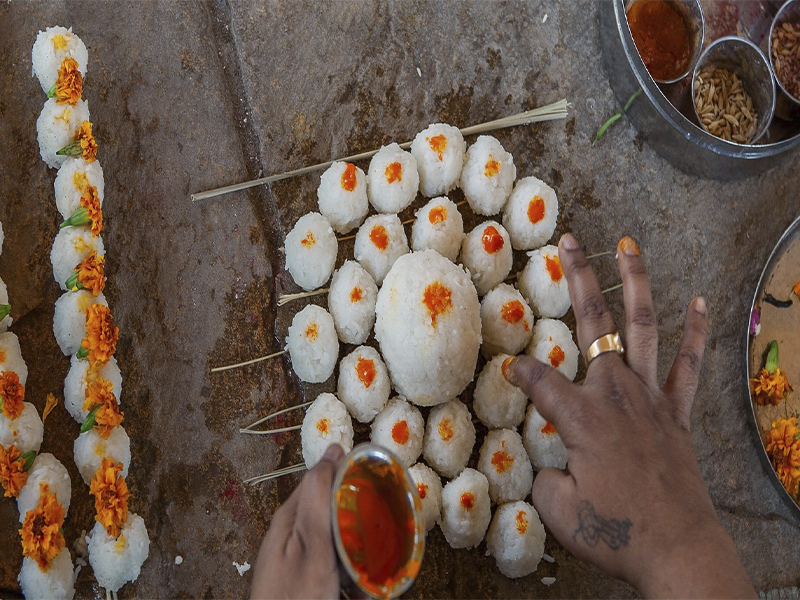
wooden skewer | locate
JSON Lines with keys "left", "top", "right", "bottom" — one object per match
{"left": 210, "top": 349, "right": 287, "bottom": 373}
{"left": 240, "top": 424, "right": 301, "bottom": 435}
{"left": 245, "top": 463, "right": 307, "bottom": 485}
{"left": 602, "top": 283, "right": 623, "bottom": 294}
{"left": 277, "top": 288, "right": 329, "bottom": 307}
{"left": 585, "top": 250, "right": 614, "bottom": 260}
{"left": 242, "top": 401, "right": 313, "bottom": 431}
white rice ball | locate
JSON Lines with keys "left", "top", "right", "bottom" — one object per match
{"left": 64, "top": 355, "right": 122, "bottom": 423}
{"left": 17, "top": 453, "right": 71, "bottom": 522}
{"left": 408, "top": 463, "right": 442, "bottom": 532}
{"left": 439, "top": 468, "right": 492, "bottom": 549}
{"left": 460, "top": 135, "right": 516, "bottom": 216}
{"left": 317, "top": 162, "right": 368, "bottom": 234}
{"left": 284, "top": 212, "right": 338, "bottom": 291}
{"left": 74, "top": 426, "right": 131, "bottom": 486}
{"left": 53, "top": 290, "right": 108, "bottom": 356}
{"left": 410, "top": 123, "right": 466, "bottom": 197}
{"left": 87, "top": 513, "right": 150, "bottom": 593}
{"left": 370, "top": 397, "right": 424, "bottom": 466}
{"left": 525, "top": 319, "right": 579, "bottom": 381}
{"left": 411, "top": 197, "right": 464, "bottom": 262}
{"left": 0, "top": 221, "right": 4, "bottom": 256}
{"left": 502, "top": 176, "right": 558, "bottom": 251}
{"left": 285, "top": 305, "right": 338, "bottom": 384}
{"left": 353, "top": 214, "right": 409, "bottom": 286}
{"left": 300, "top": 393, "right": 354, "bottom": 468}
{"left": 473, "top": 354, "right": 528, "bottom": 430}
{"left": 51, "top": 226, "right": 105, "bottom": 291}
{"left": 36, "top": 98, "right": 90, "bottom": 170}
{"left": 54, "top": 157, "right": 105, "bottom": 220}
{"left": 518, "top": 245, "right": 571, "bottom": 319}
{"left": 367, "top": 143, "right": 420, "bottom": 213}
{"left": 0, "top": 278, "right": 12, "bottom": 332}
{"left": 327, "top": 260, "right": 377, "bottom": 345}
{"left": 477, "top": 429, "right": 533, "bottom": 504}
{"left": 522, "top": 404, "right": 568, "bottom": 471}
{"left": 0, "top": 402, "right": 43, "bottom": 454}
{"left": 459, "top": 221, "right": 513, "bottom": 296}
{"left": 485, "top": 501, "right": 546, "bottom": 578}
{"left": 375, "top": 250, "right": 481, "bottom": 406}
{"left": 480, "top": 283, "right": 534, "bottom": 358}
{"left": 337, "top": 346, "right": 391, "bottom": 423}
{"left": 0, "top": 332, "right": 28, "bottom": 385}
{"left": 31, "top": 26, "right": 88, "bottom": 92}
{"left": 422, "top": 399, "right": 476, "bottom": 478}
{"left": 18, "top": 551, "right": 75, "bottom": 600}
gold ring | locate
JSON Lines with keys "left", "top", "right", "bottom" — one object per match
{"left": 586, "top": 332, "right": 624, "bottom": 366}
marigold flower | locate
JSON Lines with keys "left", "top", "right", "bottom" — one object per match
{"left": 765, "top": 418, "right": 800, "bottom": 497}
{"left": 0, "top": 444, "right": 27, "bottom": 498}
{"left": 90, "top": 457, "right": 130, "bottom": 538}
{"left": 750, "top": 368, "right": 792, "bottom": 406}
{"left": 80, "top": 304, "right": 119, "bottom": 368}
{"left": 58, "top": 120, "right": 98, "bottom": 162}
{"left": 0, "top": 371, "right": 25, "bottom": 420}
{"left": 82, "top": 186, "right": 103, "bottom": 236}
{"left": 53, "top": 57, "right": 83, "bottom": 105}
{"left": 68, "top": 251, "right": 105, "bottom": 296}
{"left": 19, "top": 484, "right": 66, "bottom": 570}
{"left": 83, "top": 378, "right": 123, "bottom": 439}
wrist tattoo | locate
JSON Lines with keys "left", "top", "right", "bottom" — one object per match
{"left": 572, "top": 500, "right": 632, "bottom": 551}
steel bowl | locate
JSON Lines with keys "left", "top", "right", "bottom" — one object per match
{"left": 769, "top": 0, "right": 800, "bottom": 120}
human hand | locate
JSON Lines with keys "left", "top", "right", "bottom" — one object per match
{"left": 250, "top": 444, "right": 345, "bottom": 600}
{"left": 506, "top": 234, "right": 755, "bottom": 599}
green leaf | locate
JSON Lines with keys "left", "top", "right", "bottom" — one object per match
{"left": 60, "top": 207, "right": 90, "bottom": 229}
{"left": 0, "top": 304, "right": 10, "bottom": 321}
{"left": 47, "top": 83, "right": 57, "bottom": 99}
{"left": 624, "top": 88, "right": 643, "bottom": 112}
{"left": 21, "top": 451, "right": 37, "bottom": 472}
{"left": 765, "top": 340, "right": 779, "bottom": 374}
{"left": 81, "top": 405, "right": 101, "bottom": 433}
{"left": 594, "top": 113, "right": 622, "bottom": 145}
{"left": 56, "top": 140, "right": 82, "bottom": 157}
{"left": 76, "top": 346, "right": 89, "bottom": 360}
{"left": 65, "top": 270, "right": 83, "bottom": 292}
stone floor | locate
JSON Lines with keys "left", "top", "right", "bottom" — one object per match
{"left": 1, "top": 1, "right": 799, "bottom": 598}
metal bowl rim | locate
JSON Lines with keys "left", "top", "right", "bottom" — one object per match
{"left": 768, "top": 0, "right": 800, "bottom": 106}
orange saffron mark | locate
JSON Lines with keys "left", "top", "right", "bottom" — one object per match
{"left": 305, "top": 323, "right": 318, "bottom": 342}
{"left": 52, "top": 35, "right": 68, "bottom": 50}
{"left": 385, "top": 162, "right": 402, "bottom": 184}
{"left": 516, "top": 510, "right": 529, "bottom": 534}
{"left": 541, "top": 422, "right": 558, "bottom": 435}
{"left": 427, "top": 134, "right": 447, "bottom": 160}
{"left": 341, "top": 163, "right": 357, "bottom": 192}
{"left": 89, "top": 457, "right": 130, "bottom": 538}
{"left": 545, "top": 254, "right": 564, "bottom": 282}
{"left": 369, "top": 225, "right": 389, "bottom": 251}
{"left": 0, "top": 349, "right": 5, "bottom": 364}
{"left": 549, "top": 345, "right": 566, "bottom": 368}
{"left": 481, "top": 225, "right": 504, "bottom": 254}
{"left": 356, "top": 357, "right": 376, "bottom": 388}
{"left": 301, "top": 230, "right": 316, "bottom": 248}
{"left": 19, "top": 484, "right": 66, "bottom": 570}
{"left": 491, "top": 449, "right": 514, "bottom": 473}
{"left": 391, "top": 420, "right": 410, "bottom": 445}
{"left": 460, "top": 492, "right": 475, "bottom": 510}
{"left": 81, "top": 304, "right": 119, "bottom": 368}
{"left": 618, "top": 236, "right": 640, "bottom": 256}
{"left": 55, "top": 57, "right": 82, "bottom": 105}
{"left": 428, "top": 206, "right": 447, "bottom": 225}
{"left": 316, "top": 418, "right": 330, "bottom": 435}
{"left": 422, "top": 282, "right": 453, "bottom": 327}
{"left": 73, "top": 171, "right": 89, "bottom": 192}
{"left": 750, "top": 368, "right": 792, "bottom": 406}
{"left": 0, "top": 444, "right": 28, "bottom": 498}
{"left": 350, "top": 286, "right": 363, "bottom": 302}
{"left": 438, "top": 418, "right": 454, "bottom": 442}
{"left": 417, "top": 482, "right": 428, "bottom": 499}
{"left": 501, "top": 300, "right": 525, "bottom": 325}
{"left": 484, "top": 158, "right": 501, "bottom": 177}
{"left": 528, "top": 196, "right": 546, "bottom": 224}
{"left": 0, "top": 371, "right": 25, "bottom": 420}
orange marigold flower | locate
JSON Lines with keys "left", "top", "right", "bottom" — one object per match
{"left": 750, "top": 368, "right": 792, "bottom": 406}
{"left": 0, "top": 444, "right": 28, "bottom": 498}
{"left": 55, "top": 57, "right": 83, "bottom": 105}
{"left": 81, "top": 304, "right": 119, "bottom": 368}
{"left": 81, "top": 185, "right": 103, "bottom": 237}
{"left": 83, "top": 378, "right": 123, "bottom": 439}
{"left": 75, "top": 120, "right": 98, "bottom": 163}
{"left": 77, "top": 252, "right": 106, "bottom": 296}
{"left": 19, "top": 484, "right": 66, "bottom": 570}
{"left": 765, "top": 418, "right": 800, "bottom": 497}
{"left": 0, "top": 371, "right": 25, "bottom": 420}
{"left": 793, "top": 281, "right": 800, "bottom": 299}
{"left": 90, "top": 457, "right": 130, "bottom": 538}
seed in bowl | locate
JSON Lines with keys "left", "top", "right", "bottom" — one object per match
{"left": 693, "top": 66, "right": 757, "bottom": 144}
{"left": 771, "top": 21, "right": 800, "bottom": 100}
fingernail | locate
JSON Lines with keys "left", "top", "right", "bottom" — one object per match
{"left": 618, "top": 236, "right": 640, "bottom": 256}
{"left": 501, "top": 356, "right": 518, "bottom": 384}
{"left": 560, "top": 233, "right": 579, "bottom": 250}
{"left": 695, "top": 296, "right": 707, "bottom": 315}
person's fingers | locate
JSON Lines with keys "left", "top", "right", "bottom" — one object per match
{"left": 617, "top": 236, "right": 659, "bottom": 385}
{"left": 505, "top": 355, "right": 579, "bottom": 427}
{"left": 293, "top": 444, "right": 345, "bottom": 543}
{"left": 663, "top": 297, "right": 708, "bottom": 429}
{"left": 531, "top": 467, "right": 579, "bottom": 546}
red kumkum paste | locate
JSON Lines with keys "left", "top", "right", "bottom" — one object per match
{"left": 350, "top": 286, "right": 363, "bottom": 303}
{"left": 438, "top": 418, "right": 454, "bottom": 442}
{"left": 516, "top": 510, "right": 529, "bottom": 534}
{"left": 491, "top": 450, "right": 514, "bottom": 473}
{"left": 391, "top": 420, "right": 409, "bottom": 445}
{"left": 423, "top": 282, "right": 453, "bottom": 327}
{"left": 545, "top": 254, "right": 564, "bottom": 282}
{"left": 528, "top": 196, "right": 546, "bottom": 224}
{"left": 341, "top": 163, "right": 357, "bottom": 192}
{"left": 627, "top": 0, "right": 692, "bottom": 81}
{"left": 460, "top": 492, "right": 475, "bottom": 510}
{"left": 316, "top": 418, "right": 329, "bottom": 434}
{"left": 356, "top": 357, "right": 376, "bottom": 388}
{"left": 427, "top": 134, "right": 447, "bottom": 160}
{"left": 501, "top": 300, "right": 525, "bottom": 324}
{"left": 385, "top": 162, "right": 402, "bottom": 184}
{"left": 549, "top": 345, "right": 565, "bottom": 368}
{"left": 482, "top": 226, "right": 504, "bottom": 254}
{"left": 428, "top": 206, "right": 447, "bottom": 225}
{"left": 541, "top": 422, "right": 558, "bottom": 435}
{"left": 484, "top": 158, "right": 500, "bottom": 177}
{"left": 370, "top": 225, "right": 389, "bottom": 251}
{"left": 417, "top": 482, "right": 428, "bottom": 500}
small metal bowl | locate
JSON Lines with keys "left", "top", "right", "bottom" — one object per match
{"left": 769, "top": 0, "right": 800, "bottom": 120}
{"left": 691, "top": 36, "right": 776, "bottom": 144}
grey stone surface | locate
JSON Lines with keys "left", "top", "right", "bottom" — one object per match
{"left": 0, "top": 0, "right": 798, "bottom": 598}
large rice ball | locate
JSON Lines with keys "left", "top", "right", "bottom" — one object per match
{"left": 317, "top": 162, "right": 368, "bottom": 234}
{"left": 17, "top": 453, "right": 72, "bottom": 522}
{"left": 51, "top": 226, "right": 105, "bottom": 290}
{"left": 64, "top": 355, "right": 122, "bottom": 423}
{"left": 88, "top": 513, "right": 150, "bottom": 593}
{"left": 422, "top": 399, "right": 476, "bottom": 478}
{"left": 0, "top": 332, "right": 28, "bottom": 385}
{"left": 337, "top": 346, "right": 391, "bottom": 423}
{"left": 473, "top": 354, "right": 528, "bottom": 429}
{"left": 477, "top": 429, "right": 533, "bottom": 504}
{"left": 354, "top": 214, "right": 409, "bottom": 285}
{"left": 54, "top": 157, "right": 105, "bottom": 220}
{"left": 284, "top": 212, "right": 338, "bottom": 291}
{"left": 0, "top": 402, "right": 43, "bottom": 454}
{"left": 480, "top": 283, "right": 534, "bottom": 357}
{"left": 522, "top": 404, "right": 568, "bottom": 470}
{"left": 502, "top": 176, "right": 558, "bottom": 251}
{"left": 285, "top": 305, "right": 338, "bottom": 384}
{"left": 410, "top": 123, "right": 466, "bottom": 197}
{"left": 408, "top": 463, "right": 443, "bottom": 532}
{"left": 485, "top": 501, "right": 546, "bottom": 578}
{"left": 53, "top": 290, "right": 108, "bottom": 356}
{"left": 440, "top": 468, "right": 492, "bottom": 549}
{"left": 36, "top": 98, "right": 90, "bottom": 169}
{"left": 18, "top": 551, "right": 75, "bottom": 600}
{"left": 460, "top": 135, "right": 516, "bottom": 216}
{"left": 327, "top": 260, "right": 377, "bottom": 345}
{"left": 367, "top": 143, "right": 420, "bottom": 213}
{"left": 31, "top": 26, "right": 88, "bottom": 92}
{"left": 525, "top": 319, "right": 579, "bottom": 381}
{"left": 518, "top": 245, "right": 571, "bottom": 318}
{"left": 74, "top": 426, "right": 131, "bottom": 485}
{"left": 376, "top": 251, "right": 481, "bottom": 405}
{"left": 300, "top": 393, "right": 354, "bottom": 468}
{"left": 411, "top": 197, "right": 464, "bottom": 262}
{"left": 0, "top": 278, "right": 12, "bottom": 332}
{"left": 459, "top": 221, "right": 513, "bottom": 296}
{"left": 370, "top": 397, "right": 424, "bottom": 466}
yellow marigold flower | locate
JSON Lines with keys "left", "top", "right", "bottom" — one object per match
{"left": 765, "top": 418, "right": 800, "bottom": 497}
{"left": 81, "top": 186, "right": 103, "bottom": 236}
{"left": 75, "top": 120, "right": 98, "bottom": 162}
{"left": 54, "top": 57, "right": 82, "bottom": 105}
{"left": 75, "top": 252, "right": 106, "bottom": 296}
{"left": 0, "top": 444, "right": 28, "bottom": 498}
{"left": 0, "top": 371, "right": 25, "bottom": 420}
{"left": 83, "top": 378, "right": 123, "bottom": 439}
{"left": 80, "top": 304, "right": 119, "bottom": 368}
{"left": 90, "top": 457, "right": 129, "bottom": 538}
{"left": 750, "top": 368, "right": 792, "bottom": 406}
{"left": 19, "top": 484, "right": 66, "bottom": 570}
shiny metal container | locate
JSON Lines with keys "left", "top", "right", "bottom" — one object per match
{"left": 769, "top": 0, "right": 800, "bottom": 121}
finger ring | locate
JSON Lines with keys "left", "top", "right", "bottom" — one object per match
{"left": 586, "top": 332, "right": 624, "bottom": 365}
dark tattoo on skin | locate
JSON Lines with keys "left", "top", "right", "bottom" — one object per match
{"left": 572, "top": 500, "right": 633, "bottom": 550}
